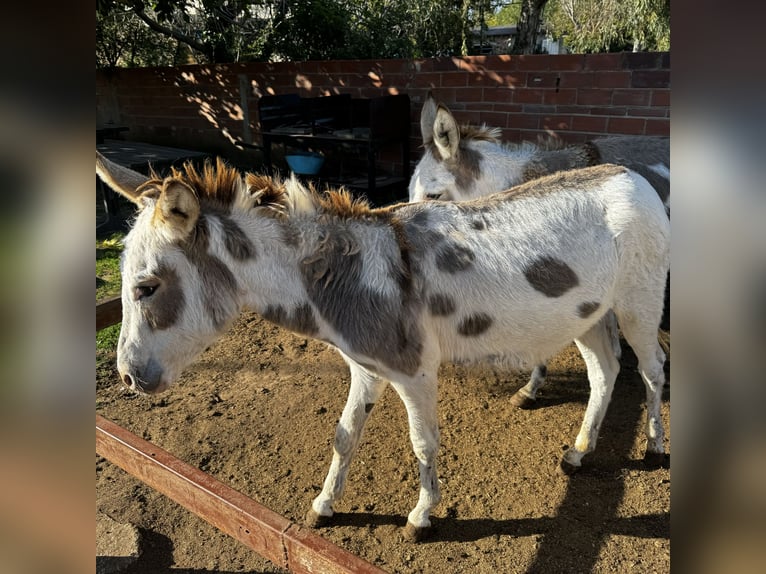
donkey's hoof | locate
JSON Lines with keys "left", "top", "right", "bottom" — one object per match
{"left": 305, "top": 509, "right": 331, "bottom": 528}
{"left": 402, "top": 522, "right": 429, "bottom": 542}
{"left": 510, "top": 392, "right": 536, "bottom": 410}
{"left": 643, "top": 451, "right": 670, "bottom": 469}
{"left": 558, "top": 458, "right": 581, "bottom": 476}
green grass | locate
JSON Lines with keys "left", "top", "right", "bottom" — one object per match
{"left": 97, "top": 232, "right": 124, "bottom": 367}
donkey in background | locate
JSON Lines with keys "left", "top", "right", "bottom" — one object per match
{"left": 97, "top": 152, "right": 669, "bottom": 541}
{"left": 410, "top": 93, "right": 670, "bottom": 409}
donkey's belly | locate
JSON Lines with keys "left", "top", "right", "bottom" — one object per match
{"left": 433, "top": 292, "right": 611, "bottom": 369}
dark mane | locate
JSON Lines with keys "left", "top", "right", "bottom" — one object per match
{"left": 144, "top": 158, "right": 242, "bottom": 211}
{"left": 316, "top": 188, "right": 375, "bottom": 219}
{"left": 459, "top": 123, "right": 502, "bottom": 143}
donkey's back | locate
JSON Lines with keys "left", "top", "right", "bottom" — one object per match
{"left": 400, "top": 163, "right": 669, "bottom": 370}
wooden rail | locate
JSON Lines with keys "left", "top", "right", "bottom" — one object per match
{"left": 96, "top": 299, "right": 387, "bottom": 574}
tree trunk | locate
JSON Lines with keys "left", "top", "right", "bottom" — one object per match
{"left": 514, "top": 0, "right": 549, "bottom": 54}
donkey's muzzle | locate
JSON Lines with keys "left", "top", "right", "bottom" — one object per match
{"left": 118, "top": 356, "right": 166, "bottom": 394}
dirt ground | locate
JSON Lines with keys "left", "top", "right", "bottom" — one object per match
{"left": 96, "top": 313, "right": 670, "bottom": 574}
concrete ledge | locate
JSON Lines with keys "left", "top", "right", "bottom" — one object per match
{"left": 96, "top": 512, "right": 141, "bottom": 574}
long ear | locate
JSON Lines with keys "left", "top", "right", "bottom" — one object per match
{"left": 419, "top": 92, "right": 438, "bottom": 145}
{"left": 433, "top": 104, "right": 460, "bottom": 161}
{"left": 152, "top": 180, "right": 200, "bottom": 238}
{"left": 96, "top": 151, "right": 149, "bottom": 204}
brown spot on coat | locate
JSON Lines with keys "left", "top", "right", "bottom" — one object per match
{"left": 220, "top": 215, "right": 256, "bottom": 260}
{"left": 179, "top": 217, "right": 239, "bottom": 329}
{"left": 436, "top": 242, "right": 475, "bottom": 273}
{"left": 458, "top": 313, "right": 493, "bottom": 336}
{"left": 141, "top": 263, "right": 185, "bottom": 330}
{"left": 263, "top": 303, "right": 319, "bottom": 336}
{"left": 577, "top": 301, "right": 601, "bottom": 318}
{"left": 524, "top": 256, "right": 580, "bottom": 297}
{"left": 428, "top": 293, "right": 456, "bottom": 316}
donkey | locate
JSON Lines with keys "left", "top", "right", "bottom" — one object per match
{"left": 97, "top": 152, "right": 669, "bottom": 541}
{"left": 410, "top": 94, "right": 670, "bottom": 408}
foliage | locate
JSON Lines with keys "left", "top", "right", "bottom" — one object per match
{"left": 97, "top": 6, "right": 183, "bottom": 67}
{"left": 545, "top": 0, "right": 670, "bottom": 53}
{"left": 97, "top": 233, "right": 124, "bottom": 363}
{"left": 96, "top": 0, "right": 514, "bottom": 65}
{"left": 487, "top": 1, "right": 522, "bottom": 26}
{"left": 95, "top": 0, "right": 669, "bottom": 67}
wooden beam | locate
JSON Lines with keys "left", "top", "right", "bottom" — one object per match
{"left": 96, "top": 415, "right": 387, "bottom": 574}
{"left": 96, "top": 295, "right": 122, "bottom": 331}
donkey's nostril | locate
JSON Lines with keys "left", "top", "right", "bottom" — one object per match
{"left": 122, "top": 373, "right": 133, "bottom": 388}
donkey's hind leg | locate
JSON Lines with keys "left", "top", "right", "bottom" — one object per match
{"left": 307, "top": 359, "right": 388, "bottom": 527}
{"left": 512, "top": 311, "right": 621, "bottom": 411}
{"left": 615, "top": 310, "right": 668, "bottom": 468}
{"left": 510, "top": 364, "right": 548, "bottom": 409}
{"left": 560, "top": 318, "right": 621, "bottom": 474}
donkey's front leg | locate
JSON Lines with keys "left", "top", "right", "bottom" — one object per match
{"left": 306, "top": 359, "right": 388, "bottom": 527}
{"left": 389, "top": 372, "right": 441, "bottom": 541}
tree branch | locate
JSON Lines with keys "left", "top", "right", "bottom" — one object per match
{"left": 131, "top": 6, "right": 212, "bottom": 59}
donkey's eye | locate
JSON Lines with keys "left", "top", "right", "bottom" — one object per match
{"left": 426, "top": 193, "right": 443, "bottom": 200}
{"left": 133, "top": 283, "right": 159, "bottom": 301}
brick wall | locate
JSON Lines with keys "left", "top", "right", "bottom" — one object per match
{"left": 96, "top": 52, "right": 669, "bottom": 171}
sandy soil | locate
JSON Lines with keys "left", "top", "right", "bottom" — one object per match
{"left": 96, "top": 313, "right": 670, "bottom": 573}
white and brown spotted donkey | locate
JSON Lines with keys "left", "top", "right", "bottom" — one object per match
{"left": 97, "top": 151, "right": 669, "bottom": 541}
{"left": 410, "top": 93, "right": 670, "bottom": 410}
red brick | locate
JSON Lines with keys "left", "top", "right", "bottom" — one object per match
{"left": 483, "top": 86, "right": 516, "bottom": 103}
{"left": 608, "top": 117, "right": 646, "bottom": 135}
{"left": 559, "top": 71, "right": 594, "bottom": 88}
{"left": 501, "top": 128, "right": 524, "bottom": 142}
{"left": 645, "top": 118, "right": 670, "bottom": 136}
{"left": 526, "top": 72, "right": 560, "bottom": 88}
{"left": 631, "top": 70, "right": 670, "bottom": 89}
{"left": 408, "top": 72, "right": 440, "bottom": 88}
{"left": 584, "top": 53, "right": 625, "bottom": 70}
{"left": 651, "top": 89, "right": 671, "bottom": 107}
{"left": 516, "top": 54, "right": 556, "bottom": 70}
{"left": 480, "top": 73, "right": 525, "bottom": 90}
{"left": 627, "top": 107, "right": 668, "bottom": 117}
{"left": 453, "top": 87, "right": 484, "bottom": 102}
{"left": 547, "top": 54, "right": 585, "bottom": 71}
{"left": 594, "top": 71, "right": 632, "bottom": 89}
{"left": 513, "top": 88, "right": 544, "bottom": 104}
{"left": 576, "top": 89, "right": 612, "bottom": 106}
{"left": 589, "top": 106, "right": 627, "bottom": 116}
{"left": 492, "top": 102, "right": 524, "bottom": 113}
{"left": 507, "top": 113, "right": 540, "bottom": 130}
{"left": 441, "top": 72, "right": 468, "bottom": 87}
{"left": 541, "top": 115, "right": 573, "bottom": 131}
{"left": 479, "top": 111, "right": 508, "bottom": 128}
{"left": 488, "top": 55, "right": 520, "bottom": 71}
{"left": 452, "top": 110, "right": 481, "bottom": 125}
{"left": 523, "top": 104, "right": 556, "bottom": 116}
{"left": 432, "top": 57, "right": 457, "bottom": 71}
{"left": 571, "top": 115, "right": 608, "bottom": 133}
{"left": 612, "top": 89, "right": 651, "bottom": 106}
{"left": 543, "top": 89, "right": 577, "bottom": 105}
{"left": 623, "top": 52, "right": 666, "bottom": 70}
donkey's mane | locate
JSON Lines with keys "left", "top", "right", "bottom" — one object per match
{"left": 459, "top": 123, "right": 502, "bottom": 143}
{"left": 457, "top": 124, "right": 575, "bottom": 157}
{"left": 152, "top": 158, "right": 377, "bottom": 221}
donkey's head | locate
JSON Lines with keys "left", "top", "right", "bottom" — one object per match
{"left": 97, "top": 153, "right": 245, "bottom": 394}
{"left": 409, "top": 94, "right": 510, "bottom": 203}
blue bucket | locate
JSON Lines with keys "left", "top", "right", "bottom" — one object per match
{"left": 285, "top": 152, "right": 325, "bottom": 175}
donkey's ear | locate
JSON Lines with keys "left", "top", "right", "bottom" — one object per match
{"left": 420, "top": 92, "right": 438, "bottom": 145}
{"left": 432, "top": 104, "right": 460, "bottom": 161}
{"left": 96, "top": 151, "right": 149, "bottom": 204}
{"left": 153, "top": 180, "right": 200, "bottom": 238}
